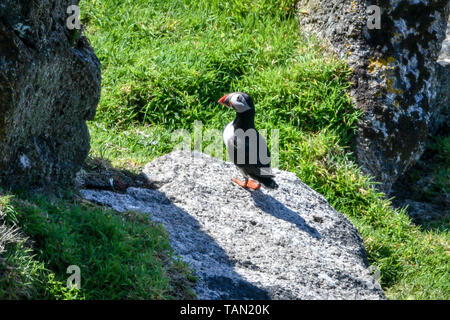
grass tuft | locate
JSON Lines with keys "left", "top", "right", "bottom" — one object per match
{"left": 0, "top": 192, "right": 196, "bottom": 299}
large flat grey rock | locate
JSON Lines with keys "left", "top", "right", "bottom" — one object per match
{"left": 81, "top": 151, "right": 385, "bottom": 300}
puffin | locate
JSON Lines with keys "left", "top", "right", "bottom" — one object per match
{"left": 218, "top": 92, "right": 278, "bottom": 190}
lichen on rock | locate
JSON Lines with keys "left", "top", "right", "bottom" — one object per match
{"left": 297, "top": 0, "right": 449, "bottom": 193}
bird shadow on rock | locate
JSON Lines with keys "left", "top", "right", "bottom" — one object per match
{"left": 134, "top": 187, "right": 273, "bottom": 300}
{"left": 82, "top": 185, "right": 271, "bottom": 300}
{"left": 250, "top": 190, "right": 321, "bottom": 240}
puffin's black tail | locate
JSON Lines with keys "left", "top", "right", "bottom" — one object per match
{"left": 256, "top": 176, "right": 278, "bottom": 189}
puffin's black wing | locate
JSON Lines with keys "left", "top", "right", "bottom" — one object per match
{"left": 227, "top": 129, "right": 278, "bottom": 189}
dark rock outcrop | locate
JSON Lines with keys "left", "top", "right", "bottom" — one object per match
{"left": 297, "top": 0, "right": 449, "bottom": 193}
{"left": 81, "top": 151, "right": 386, "bottom": 300}
{"left": 432, "top": 15, "right": 450, "bottom": 133}
{"left": 0, "top": 0, "right": 101, "bottom": 186}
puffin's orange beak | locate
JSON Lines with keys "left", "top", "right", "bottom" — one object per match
{"left": 218, "top": 94, "right": 230, "bottom": 106}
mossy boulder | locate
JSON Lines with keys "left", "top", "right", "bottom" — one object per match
{"left": 0, "top": 0, "right": 101, "bottom": 186}
{"left": 297, "top": 0, "right": 449, "bottom": 193}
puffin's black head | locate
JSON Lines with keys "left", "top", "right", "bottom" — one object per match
{"left": 218, "top": 92, "right": 255, "bottom": 113}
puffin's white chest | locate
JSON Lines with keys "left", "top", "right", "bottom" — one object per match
{"left": 223, "top": 121, "right": 235, "bottom": 145}
{"left": 223, "top": 121, "right": 236, "bottom": 162}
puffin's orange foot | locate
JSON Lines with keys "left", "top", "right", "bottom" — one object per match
{"left": 232, "top": 178, "right": 248, "bottom": 188}
{"left": 247, "top": 180, "right": 261, "bottom": 190}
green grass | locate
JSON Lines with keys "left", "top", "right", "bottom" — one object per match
{"left": 79, "top": 0, "right": 449, "bottom": 300}
{"left": 0, "top": 197, "right": 81, "bottom": 300}
{"left": 0, "top": 191, "right": 196, "bottom": 299}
